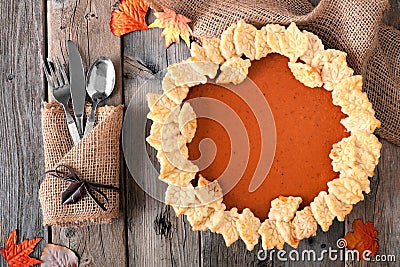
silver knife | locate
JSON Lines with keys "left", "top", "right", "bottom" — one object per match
{"left": 67, "top": 40, "right": 86, "bottom": 138}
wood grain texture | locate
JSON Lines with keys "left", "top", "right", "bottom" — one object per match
{"left": 46, "top": 0, "right": 126, "bottom": 266}
{"left": 123, "top": 11, "right": 200, "bottom": 266}
{"left": 346, "top": 140, "right": 400, "bottom": 267}
{"left": 0, "top": 0, "right": 48, "bottom": 264}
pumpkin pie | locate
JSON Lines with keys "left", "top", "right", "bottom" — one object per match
{"left": 146, "top": 21, "right": 382, "bottom": 250}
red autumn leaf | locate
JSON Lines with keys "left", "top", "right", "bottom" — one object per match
{"left": 110, "top": 0, "right": 149, "bottom": 36}
{"left": 41, "top": 244, "right": 79, "bottom": 267}
{"left": 149, "top": 7, "right": 192, "bottom": 48}
{"left": 0, "top": 230, "right": 42, "bottom": 267}
{"left": 344, "top": 219, "right": 379, "bottom": 259}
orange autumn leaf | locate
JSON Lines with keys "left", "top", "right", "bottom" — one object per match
{"left": 344, "top": 219, "right": 379, "bottom": 259}
{"left": 0, "top": 230, "right": 42, "bottom": 267}
{"left": 149, "top": 7, "right": 192, "bottom": 48}
{"left": 110, "top": 0, "right": 149, "bottom": 36}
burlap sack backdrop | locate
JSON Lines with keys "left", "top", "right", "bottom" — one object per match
{"left": 151, "top": 0, "right": 400, "bottom": 146}
{"left": 39, "top": 102, "right": 123, "bottom": 227}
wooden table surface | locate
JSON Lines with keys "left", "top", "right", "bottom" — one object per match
{"left": 1, "top": 0, "right": 399, "bottom": 266}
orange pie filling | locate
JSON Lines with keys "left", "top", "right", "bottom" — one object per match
{"left": 187, "top": 54, "right": 350, "bottom": 220}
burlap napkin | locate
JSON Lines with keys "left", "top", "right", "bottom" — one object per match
{"left": 39, "top": 102, "right": 123, "bottom": 227}
{"left": 150, "top": 0, "right": 400, "bottom": 146}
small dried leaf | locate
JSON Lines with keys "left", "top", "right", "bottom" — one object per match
{"left": 0, "top": 230, "right": 42, "bottom": 267}
{"left": 344, "top": 219, "right": 379, "bottom": 259}
{"left": 149, "top": 7, "right": 192, "bottom": 48}
{"left": 41, "top": 244, "right": 79, "bottom": 267}
{"left": 110, "top": 0, "right": 149, "bottom": 36}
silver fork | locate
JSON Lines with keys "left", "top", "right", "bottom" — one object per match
{"left": 44, "top": 58, "right": 81, "bottom": 144}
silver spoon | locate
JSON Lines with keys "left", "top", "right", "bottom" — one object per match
{"left": 84, "top": 57, "right": 115, "bottom": 136}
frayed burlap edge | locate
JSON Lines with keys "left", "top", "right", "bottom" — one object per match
{"left": 39, "top": 102, "right": 123, "bottom": 227}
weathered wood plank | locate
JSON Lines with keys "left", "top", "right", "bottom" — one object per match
{"left": 123, "top": 11, "right": 200, "bottom": 266}
{"left": 345, "top": 3, "right": 400, "bottom": 266}
{"left": 46, "top": 1, "right": 126, "bottom": 266}
{"left": 0, "top": 0, "right": 48, "bottom": 264}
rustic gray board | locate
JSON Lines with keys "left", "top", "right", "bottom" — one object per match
{"left": 0, "top": 0, "right": 399, "bottom": 266}
{"left": 0, "top": 0, "right": 48, "bottom": 263}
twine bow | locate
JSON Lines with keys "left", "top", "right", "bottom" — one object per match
{"left": 45, "top": 164, "right": 119, "bottom": 211}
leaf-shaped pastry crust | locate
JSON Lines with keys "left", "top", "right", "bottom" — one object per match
{"left": 189, "top": 43, "right": 221, "bottom": 80}
{"left": 185, "top": 206, "right": 215, "bottom": 231}
{"left": 159, "top": 167, "right": 195, "bottom": 187}
{"left": 292, "top": 207, "right": 318, "bottom": 240}
{"left": 254, "top": 27, "right": 271, "bottom": 60}
{"left": 168, "top": 62, "right": 207, "bottom": 87}
{"left": 339, "top": 166, "right": 371, "bottom": 193}
{"left": 191, "top": 42, "right": 208, "bottom": 61}
{"left": 162, "top": 72, "right": 177, "bottom": 92}
{"left": 280, "top": 22, "right": 309, "bottom": 62}
{"left": 265, "top": 24, "right": 286, "bottom": 54}
{"left": 268, "top": 196, "right": 302, "bottom": 222}
{"left": 220, "top": 23, "right": 238, "bottom": 60}
{"left": 205, "top": 206, "right": 226, "bottom": 232}
{"left": 324, "top": 193, "right": 353, "bottom": 221}
{"left": 276, "top": 221, "right": 300, "bottom": 249}
{"left": 234, "top": 20, "right": 257, "bottom": 60}
{"left": 341, "top": 112, "right": 380, "bottom": 134}
{"left": 214, "top": 208, "right": 240, "bottom": 247}
{"left": 157, "top": 149, "right": 177, "bottom": 175}
{"left": 147, "top": 93, "right": 179, "bottom": 123}
{"left": 195, "top": 176, "right": 223, "bottom": 207}
{"left": 160, "top": 132, "right": 187, "bottom": 153}
{"left": 300, "top": 30, "right": 324, "bottom": 65}
{"left": 310, "top": 191, "right": 335, "bottom": 232}
{"left": 164, "top": 85, "right": 189, "bottom": 105}
{"left": 201, "top": 37, "right": 225, "bottom": 64}
{"left": 321, "top": 55, "right": 354, "bottom": 91}
{"left": 333, "top": 75, "right": 363, "bottom": 93}
{"left": 288, "top": 62, "right": 323, "bottom": 88}
{"left": 333, "top": 88, "right": 375, "bottom": 116}
{"left": 327, "top": 178, "right": 364, "bottom": 205}
{"left": 311, "top": 49, "right": 347, "bottom": 72}
{"left": 258, "top": 219, "right": 285, "bottom": 250}
{"left": 187, "top": 58, "right": 220, "bottom": 79}
{"left": 171, "top": 205, "right": 188, "bottom": 217}
{"left": 178, "top": 102, "right": 197, "bottom": 143}
{"left": 216, "top": 57, "right": 251, "bottom": 85}
{"left": 165, "top": 184, "right": 197, "bottom": 208}
{"left": 330, "top": 132, "right": 381, "bottom": 177}
{"left": 236, "top": 208, "right": 261, "bottom": 251}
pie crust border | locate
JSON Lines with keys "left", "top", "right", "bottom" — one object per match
{"left": 145, "top": 21, "right": 382, "bottom": 251}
